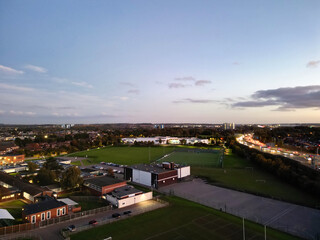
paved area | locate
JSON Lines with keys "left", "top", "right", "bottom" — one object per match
{"left": 2, "top": 199, "right": 164, "bottom": 240}
{"left": 161, "top": 179, "right": 320, "bottom": 240}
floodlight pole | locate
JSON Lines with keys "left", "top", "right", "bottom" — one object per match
{"left": 149, "top": 146, "right": 151, "bottom": 163}
{"left": 264, "top": 225, "right": 266, "bottom": 240}
{"left": 243, "top": 218, "right": 245, "bottom": 240}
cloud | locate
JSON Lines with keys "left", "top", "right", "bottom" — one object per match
{"left": 71, "top": 81, "right": 93, "bottom": 88}
{"left": 24, "top": 64, "right": 47, "bottom": 73}
{"left": 173, "top": 98, "right": 216, "bottom": 104}
{"left": 195, "top": 80, "right": 211, "bottom": 86}
{"left": 306, "top": 60, "right": 320, "bottom": 68}
{"left": 128, "top": 89, "right": 140, "bottom": 94}
{"left": 232, "top": 85, "right": 320, "bottom": 110}
{"left": 8, "top": 110, "right": 36, "bottom": 116}
{"left": 120, "top": 82, "right": 135, "bottom": 87}
{"left": 0, "top": 65, "right": 24, "bottom": 75}
{"left": 174, "top": 76, "right": 195, "bottom": 81}
{"left": 233, "top": 62, "right": 240, "bottom": 65}
{"left": 0, "top": 83, "right": 34, "bottom": 92}
{"left": 51, "top": 77, "right": 69, "bottom": 83}
{"left": 169, "top": 83, "right": 189, "bottom": 88}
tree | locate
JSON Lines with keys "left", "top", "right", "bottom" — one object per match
{"left": 36, "top": 168, "right": 56, "bottom": 185}
{"left": 61, "top": 166, "right": 83, "bottom": 189}
{"left": 27, "top": 162, "right": 38, "bottom": 172}
{"left": 107, "top": 168, "right": 114, "bottom": 177}
{"left": 44, "top": 157, "right": 62, "bottom": 171}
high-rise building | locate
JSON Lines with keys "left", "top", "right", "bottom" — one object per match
{"left": 223, "top": 123, "right": 235, "bottom": 130}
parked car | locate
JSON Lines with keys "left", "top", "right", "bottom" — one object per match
{"left": 123, "top": 210, "right": 132, "bottom": 215}
{"left": 67, "top": 225, "right": 76, "bottom": 232}
{"left": 89, "top": 220, "right": 98, "bottom": 225}
{"left": 112, "top": 213, "right": 121, "bottom": 218}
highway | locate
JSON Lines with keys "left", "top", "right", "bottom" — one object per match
{"left": 236, "top": 134, "right": 320, "bottom": 170}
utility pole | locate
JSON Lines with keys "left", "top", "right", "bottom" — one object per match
{"left": 264, "top": 225, "right": 266, "bottom": 240}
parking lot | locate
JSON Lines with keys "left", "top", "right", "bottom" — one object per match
{"left": 160, "top": 178, "right": 320, "bottom": 240}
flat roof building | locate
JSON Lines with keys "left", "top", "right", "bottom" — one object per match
{"left": 83, "top": 176, "right": 127, "bottom": 196}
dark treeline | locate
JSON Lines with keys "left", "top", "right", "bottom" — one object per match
{"left": 231, "top": 143, "right": 320, "bottom": 198}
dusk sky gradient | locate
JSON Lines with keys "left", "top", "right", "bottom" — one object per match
{"left": 0, "top": 0, "right": 320, "bottom": 124}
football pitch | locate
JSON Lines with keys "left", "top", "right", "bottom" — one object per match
{"left": 70, "top": 197, "right": 298, "bottom": 240}
{"left": 159, "top": 150, "right": 222, "bottom": 167}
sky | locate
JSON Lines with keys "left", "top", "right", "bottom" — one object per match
{"left": 0, "top": 0, "right": 320, "bottom": 124}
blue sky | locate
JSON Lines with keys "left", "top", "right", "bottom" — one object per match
{"left": 0, "top": 0, "right": 319, "bottom": 124}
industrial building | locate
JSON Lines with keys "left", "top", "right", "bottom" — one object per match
{"left": 124, "top": 162, "right": 190, "bottom": 188}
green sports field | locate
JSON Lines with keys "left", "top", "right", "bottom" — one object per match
{"left": 70, "top": 196, "right": 299, "bottom": 240}
{"left": 159, "top": 151, "right": 221, "bottom": 167}
{"left": 68, "top": 146, "right": 176, "bottom": 166}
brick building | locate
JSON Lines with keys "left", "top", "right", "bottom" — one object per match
{"left": 83, "top": 176, "right": 127, "bottom": 196}
{"left": 22, "top": 197, "right": 68, "bottom": 223}
{"left": 0, "top": 154, "right": 25, "bottom": 165}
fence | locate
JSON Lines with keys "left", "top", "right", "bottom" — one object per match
{"left": 165, "top": 190, "right": 318, "bottom": 240}
{"left": 0, "top": 205, "right": 112, "bottom": 237}
{"left": 69, "top": 196, "right": 101, "bottom": 202}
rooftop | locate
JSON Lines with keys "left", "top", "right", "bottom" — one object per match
{"left": 129, "top": 164, "right": 176, "bottom": 174}
{"left": 84, "top": 175, "right": 124, "bottom": 187}
{"left": 109, "top": 185, "right": 143, "bottom": 199}
{"left": 23, "top": 197, "right": 66, "bottom": 215}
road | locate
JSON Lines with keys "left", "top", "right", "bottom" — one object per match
{"left": 237, "top": 135, "right": 320, "bottom": 169}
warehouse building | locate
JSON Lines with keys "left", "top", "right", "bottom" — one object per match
{"left": 124, "top": 162, "right": 190, "bottom": 189}
{"left": 104, "top": 185, "right": 152, "bottom": 208}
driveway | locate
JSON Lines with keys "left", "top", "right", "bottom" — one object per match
{"left": 160, "top": 179, "right": 320, "bottom": 240}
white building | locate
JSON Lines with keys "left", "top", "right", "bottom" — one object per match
{"left": 105, "top": 185, "right": 153, "bottom": 208}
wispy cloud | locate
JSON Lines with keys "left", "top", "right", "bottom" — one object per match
{"left": 128, "top": 89, "right": 140, "bottom": 94}
{"left": 174, "top": 76, "right": 195, "bottom": 81}
{"left": 0, "top": 83, "right": 34, "bottom": 92}
{"left": 9, "top": 110, "right": 36, "bottom": 116}
{"left": 306, "top": 60, "right": 320, "bottom": 68}
{"left": 195, "top": 80, "right": 211, "bottom": 86}
{"left": 232, "top": 85, "right": 320, "bottom": 110}
{"left": 24, "top": 64, "right": 47, "bottom": 73}
{"left": 169, "top": 83, "right": 189, "bottom": 88}
{"left": 71, "top": 81, "right": 93, "bottom": 88}
{"left": 120, "top": 82, "right": 135, "bottom": 87}
{"left": 173, "top": 98, "right": 216, "bottom": 104}
{"left": 0, "top": 65, "right": 24, "bottom": 75}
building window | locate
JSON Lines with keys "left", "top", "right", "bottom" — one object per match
{"left": 57, "top": 209, "right": 61, "bottom": 216}
{"left": 47, "top": 211, "right": 51, "bottom": 219}
{"left": 62, "top": 207, "right": 66, "bottom": 215}
{"left": 31, "top": 215, "right": 36, "bottom": 224}
{"left": 41, "top": 213, "right": 45, "bottom": 221}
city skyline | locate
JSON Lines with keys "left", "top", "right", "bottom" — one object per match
{"left": 0, "top": 0, "right": 320, "bottom": 124}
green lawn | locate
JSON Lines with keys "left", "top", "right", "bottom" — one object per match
{"left": 0, "top": 199, "right": 26, "bottom": 208}
{"left": 70, "top": 196, "right": 299, "bottom": 240}
{"left": 77, "top": 200, "right": 108, "bottom": 211}
{"left": 160, "top": 151, "right": 221, "bottom": 167}
{"left": 68, "top": 146, "right": 176, "bottom": 166}
{"left": 192, "top": 152, "right": 320, "bottom": 207}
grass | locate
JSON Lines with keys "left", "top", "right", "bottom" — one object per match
{"left": 70, "top": 196, "right": 299, "bottom": 240}
{"left": 0, "top": 199, "right": 26, "bottom": 208}
{"left": 160, "top": 151, "right": 221, "bottom": 167}
{"left": 68, "top": 146, "right": 176, "bottom": 166}
{"left": 0, "top": 200, "right": 27, "bottom": 224}
{"left": 76, "top": 200, "right": 108, "bottom": 211}
{"left": 192, "top": 151, "right": 320, "bottom": 207}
